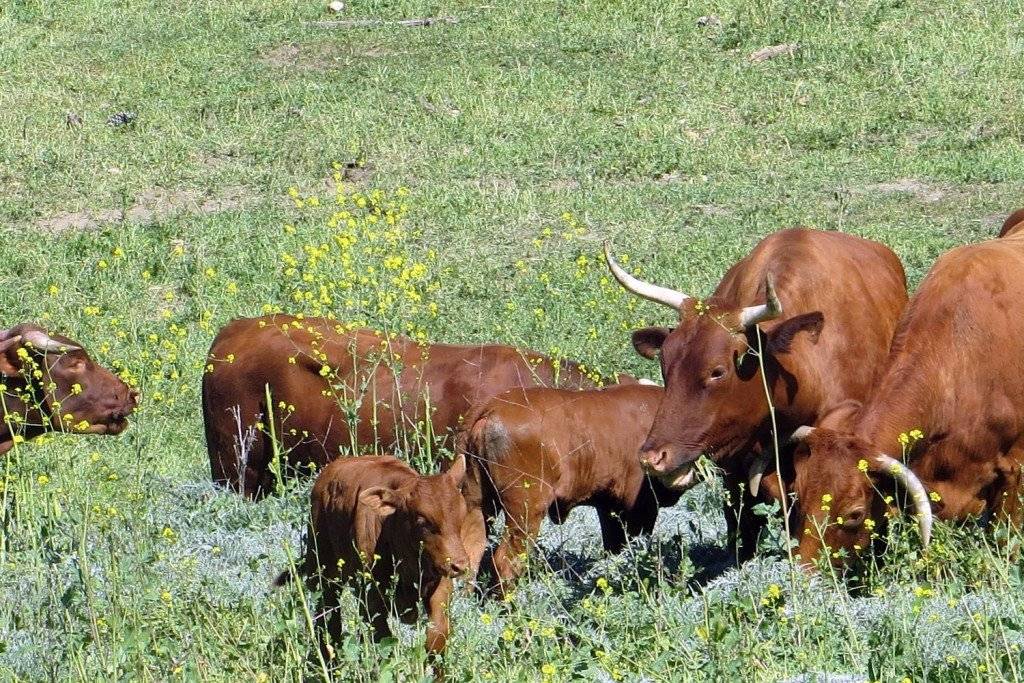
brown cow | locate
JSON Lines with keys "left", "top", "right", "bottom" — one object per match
{"left": 458, "top": 384, "right": 681, "bottom": 594}
{"left": 274, "top": 454, "right": 475, "bottom": 665}
{"left": 0, "top": 324, "right": 138, "bottom": 454}
{"left": 999, "top": 207, "right": 1024, "bottom": 237}
{"left": 203, "top": 315, "right": 611, "bottom": 498}
{"left": 785, "top": 235, "right": 1024, "bottom": 569}
{"left": 605, "top": 228, "right": 908, "bottom": 560}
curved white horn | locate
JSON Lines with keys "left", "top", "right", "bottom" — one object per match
{"left": 747, "top": 452, "right": 769, "bottom": 496}
{"left": 21, "top": 330, "right": 80, "bottom": 353}
{"left": 603, "top": 242, "right": 689, "bottom": 311}
{"left": 874, "top": 453, "right": 933, "bottom": 547}
{"left": 739, "top": 273, "right": 783, "bottom": 328}
{"left": 789, "top": 425, "right": 815, "bottom": 442}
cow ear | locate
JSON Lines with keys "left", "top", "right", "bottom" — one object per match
{"left": 816, "top": 400, "right": 862, "bottom": 431}
{"left": 767, "top": 312, "right": 824, "bottom": 354}
{"left": 359, "top": 485, "right": 404, "bottom": 518}
{"left": 446, "top": 453, "right": 467, "bottom": 485}
{"left": 632, "top": 327, "right": 671, "bottom": 360}
{"left": 0, "top": 336, "right": 24, "bottom": 376}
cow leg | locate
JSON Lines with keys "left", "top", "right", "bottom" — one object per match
{"left": 722, "top": 470, "right": 763, "bottom": 564}
{"left": 597, "top": 507, "right": 629, "bottom": 553}
{"left": 319, "top": 582, "right": 343, "bottom": 663}
{"left": 491, "top": 493, "right": 545, "bottom": 597}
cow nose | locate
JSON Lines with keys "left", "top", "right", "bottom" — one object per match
{"left": 448, "top": 557, "right": 468, "bottom": 576}
{"left": 639, "top": 441, "right": 672, "bottom": 473}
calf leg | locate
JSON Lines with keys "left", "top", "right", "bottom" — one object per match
{"left": 462, "top": 507, "right": 489, "bottom": 582}
{"left": 491, "top": 493, "right": 546, "bottom": 597}
{"left": 424, "top": 577, "right": 454, "bottom": 655}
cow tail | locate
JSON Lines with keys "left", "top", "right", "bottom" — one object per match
{"left": 457, "top": 408, "right": 508, "bottom": 520}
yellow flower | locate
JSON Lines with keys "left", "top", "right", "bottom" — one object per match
{"left": 541, "top": 663, "right": 556, "bottom": 676}
{"left": 319, "top": 365, "right": 332, "bottom": 377}
{"left": 480, "top": 613, "right": 493, "bottom": 625}
{"left": 37, "top": 474, "right": 50, "bottom": 485}
{"left": 929, "top": 491, "right": 941, "bottom": 502}
{"left": 502, "top": 628, "right": 515, "bottom": 642}
{"left": 857, "top": 459, "right": 869, "bottom": 473}
{"left": 161, "top": 590, "right": 172, "bottom": 605}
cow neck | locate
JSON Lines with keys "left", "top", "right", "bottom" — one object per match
{"left": 0, "top": 371, "right": 49, "bottom": 446}
{"left": 853, "top": 362, "right": 935, "bottom": 460}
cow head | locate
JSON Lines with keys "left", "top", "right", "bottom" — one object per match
{"left": 0, "top": 325, "right": 139, "bottom": 446}
{"left": 605, "top": 244, "right": 824, "bottom": 486}
{"left": 359, "top": 454, "right": 472, "bottom": 578}
{"left": 787, "top": 426, "right": 933, "bottom": 570}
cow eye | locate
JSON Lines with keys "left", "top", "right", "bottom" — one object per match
{"left": 416, "top": 515, "right": 438, "bottom": 533}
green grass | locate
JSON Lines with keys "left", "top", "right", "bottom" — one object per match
{"left": 3, "top": 0, "right": 1024, "bottom": 680}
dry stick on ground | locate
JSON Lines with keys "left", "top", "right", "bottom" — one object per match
{"left": 308, "top": 16, "right": 458, "bottom": 29}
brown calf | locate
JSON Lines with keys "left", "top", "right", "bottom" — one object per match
{"left": 275, "top": 454, "right": 477, "bottom": 662}
{"left": 0, "top": 324, "right": 137, "bottom": 454}
{"left": 203, "top": 315, "right": 608, "bottom": 498}
{"left": 457, "top": 384, "right": 681, "bottom": 594}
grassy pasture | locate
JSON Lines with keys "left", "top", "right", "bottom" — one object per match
{"left": 3, "top": 0, "right": 1024, "bottom": 680}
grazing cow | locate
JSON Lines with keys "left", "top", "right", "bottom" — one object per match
{"left": 203, "top": 315, "right": 611, "bottom": 499}
{"left": 0, "top": 324, "right": 138, "bottom": 454}
{"left": 786, "top": 235, "right": 1024, "bottom": 569}
{"left": 605, "top": 228, "right": 908, "bottom": 559}
{"left": 457, "top": 384, "right": 681, "bottom": 593}
{"left": 999, "top": 207, "right": 1024, "bottom": 237}
{"left": 274, "top": 454, "right": 475, "bottom": 665}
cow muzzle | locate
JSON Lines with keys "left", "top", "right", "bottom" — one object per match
{"left": 445, "top": 555, "right": 469, "bottom": 578}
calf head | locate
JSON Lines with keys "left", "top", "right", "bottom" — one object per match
{"left": 0, "top": 325, "right": 138, "bottom": 440}
{"left": 605, "top": 245, "right": 824, "bottom": 487}
{"left": 786, "top": 427, "right": 933, "bottom": 571}
{"left": 359, "top": 455, "right": 472, "bottom": 578}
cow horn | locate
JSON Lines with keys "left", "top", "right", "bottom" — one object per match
{"left": 789, "top": 425, "right": 815, "bottom": 442}
{"left": 21, "top": 330, "right": 79, "bottom": 353}
{"left": 738, "top": 273, "right": 783, "bottom": 328}
{"left": 873, "top": 453, "right": 933, "bottom": 547}
{"left": 747, "top": 452, "right": 769, "bottom": 496}
{"left": 603, "top": 242, "right": 689, "bottom": 311}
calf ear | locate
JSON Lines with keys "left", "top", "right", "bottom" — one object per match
{"left": 632, "top": 327, "right": 671, "bottom": 360}
{"left": 446, "top": 453, "right": 467, "bottom": 485}
{"left": 359, "top": 485, "right": 404, "bottom": 518}
{"left": 0, "top": 336, "right": 24, "bottom": 376}
{"left": 767, "top": 312, "right": 824, "bottom": 354}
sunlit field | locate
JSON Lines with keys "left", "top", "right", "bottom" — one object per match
{"left": 3, "top": 0, "right": 1024, "bottom": 680}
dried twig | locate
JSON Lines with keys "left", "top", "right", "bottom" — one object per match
{"left": 308, "top": 15, "right": 458, "bottom": 29}
{"left": 748, "top": 43, "right": 799, "bottom": 63}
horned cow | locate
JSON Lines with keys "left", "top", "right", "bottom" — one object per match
{"left": 605, "top": 228, "right": 908, "bottom": 560}
{"left": 786, "top": 234, "right": 1024, "bottom": 569}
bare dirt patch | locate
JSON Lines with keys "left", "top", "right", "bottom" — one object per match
{"left": 35, "top": 186, "right": 258, "bottom": 233}
{"left": 259, "top": 42, "right": 395, "bottom": 70}
{"left": 853, "top": 178, "right": 947, "bottom": 203}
